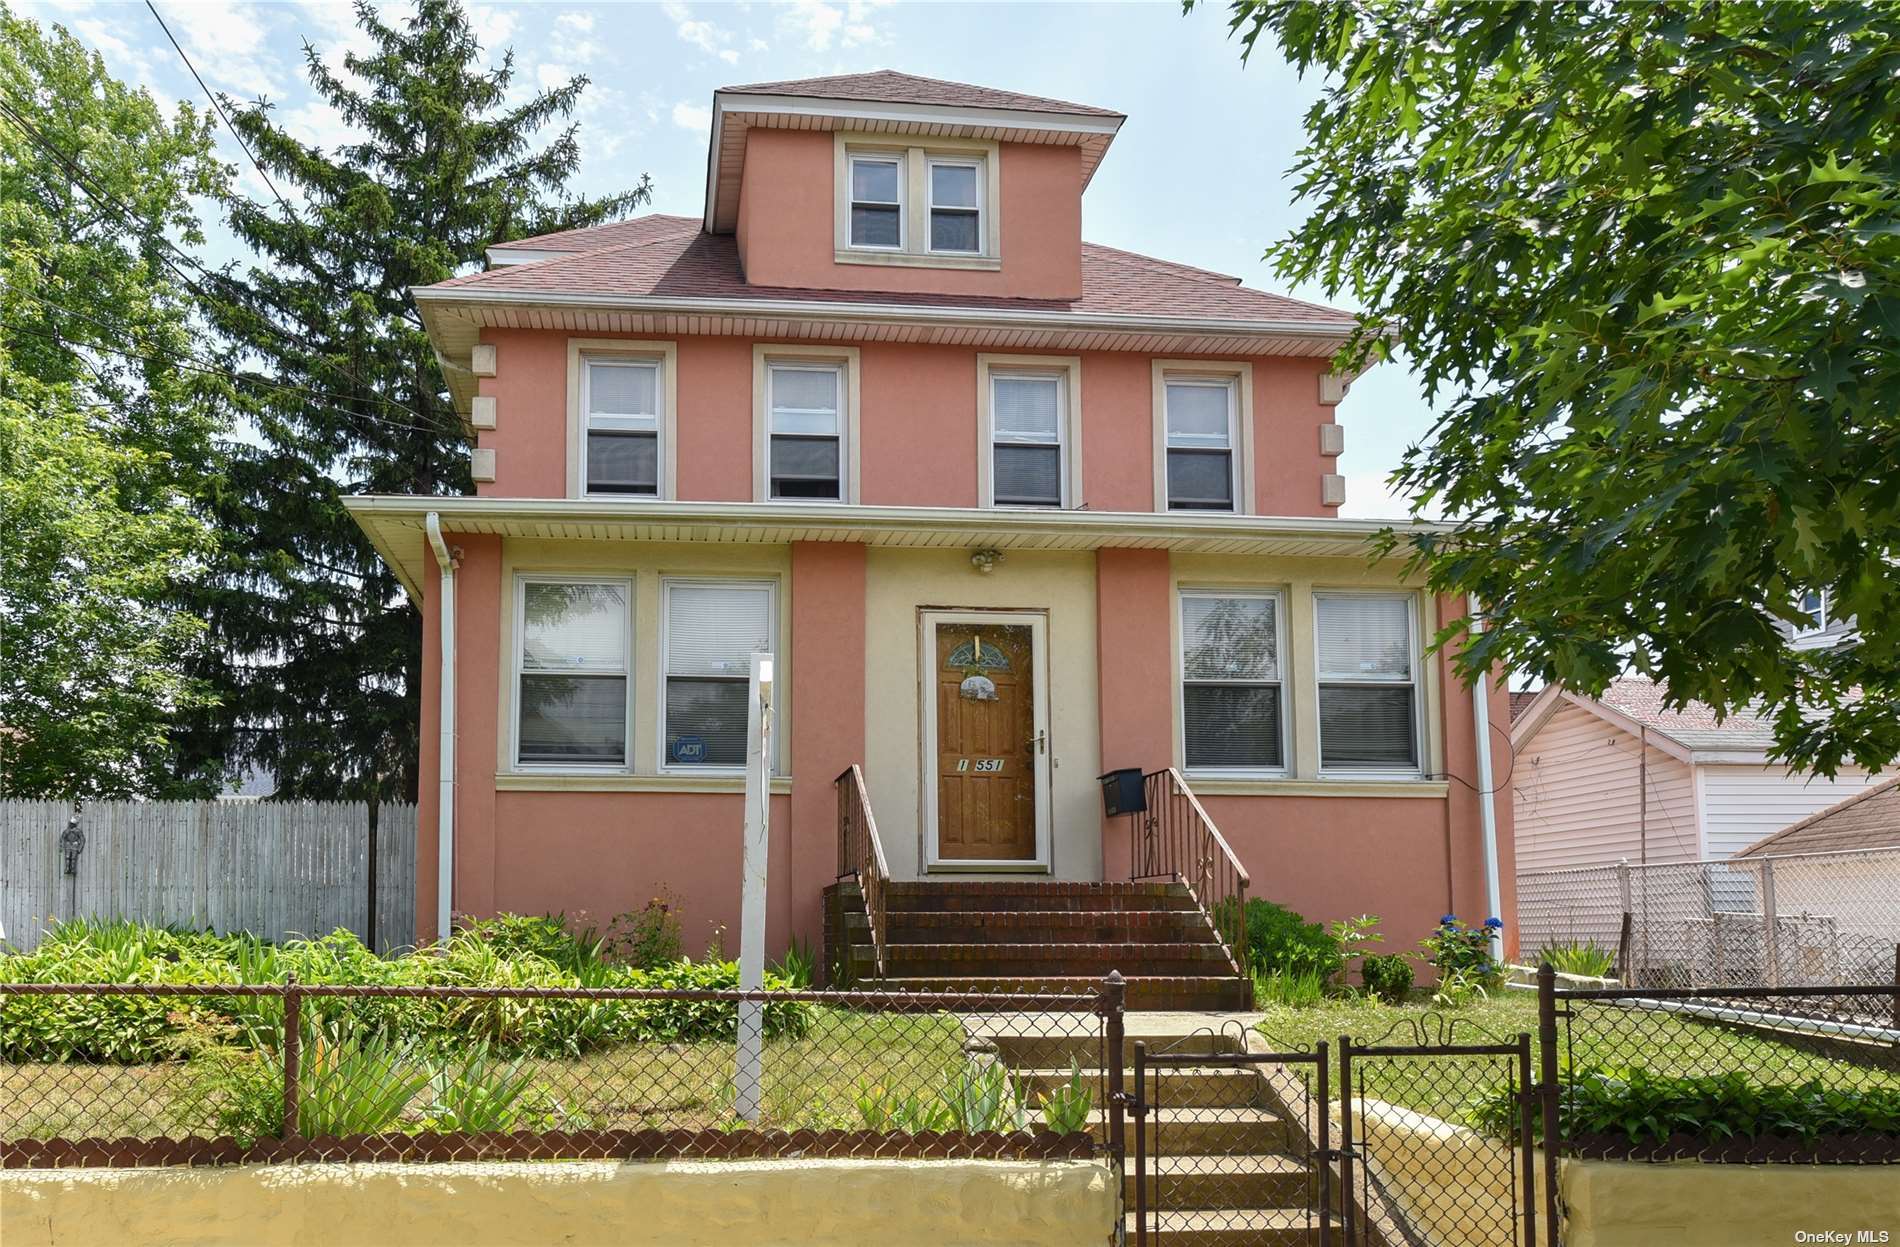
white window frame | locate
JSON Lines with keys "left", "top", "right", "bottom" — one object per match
{"left": 765, "top": 360, "right": 847, "bottom": 503}
{"left": 1312, "top": 590, "right": 1425, "bottom": 779}
{"left": 1177, "top": 588, "right": 1290, "bottom": 778}
{"left": 1794, "top": 587, "right": 1831, "bottom": 637}
{"left": 926, "top": 156, "right": 984, "bottom": 256}
{"left": 566, "top": 340, "right": 677, "bottom": 500}
{"left": 581, "top": 358, "right": 662, "bottom": 498}
{"left": 846, "top": 152, "right": 906, "bottom": 252}
{"left": 658, "top": 577, "right": 779, "bottom": 777}
{"left": 1162, "top": 375, "right": 1239, "bottom": 513}
{"left": 976, "top": 354, "right": 1082, "bottom": 510}
{"left": 511, "top": 574, "right": 634, "bottom": 773}
{"left": 987, "top": 369, "right": 1068, "bottom": 508}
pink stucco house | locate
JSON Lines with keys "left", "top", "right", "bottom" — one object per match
{"left": 345, "top": 72, "right": 1515, "bottom": 1004}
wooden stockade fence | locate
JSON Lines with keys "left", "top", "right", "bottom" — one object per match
{"left": 0, "top": 801, "right": 416, "bottom": 953}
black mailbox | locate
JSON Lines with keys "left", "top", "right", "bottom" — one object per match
{"left": 1099, "top": 768, "right": 1147, "bottom": 818}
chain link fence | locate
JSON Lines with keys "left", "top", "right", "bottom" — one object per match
{"left": 0, "top": 980, "right": 1122, "bottom": 1168}
{"left": 1518, "top": 847, "right": 1900, "bottom": 989}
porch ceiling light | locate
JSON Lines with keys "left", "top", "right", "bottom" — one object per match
{"left": 970, "top": 548, "right": 1005, "bottom": 575}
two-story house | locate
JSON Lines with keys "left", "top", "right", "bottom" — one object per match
{"left": 346, "top": 71, "right": 1515, "bottom": 1003}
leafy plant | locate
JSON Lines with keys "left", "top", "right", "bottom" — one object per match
{"left": 771, "top": 936, "right": 816, "bottom": 989}
{"left": 1036, "top": 1060, "right": 1095, "bottom": 1135}
{"left": 940, "top": 1060, "right": 1028, "bottom": 1133}
{"left": 1254, "top": 968, "right": 1329, "bottom": 1009}
{"left": 1361, "top": 954, "right": 1415, "bottom": 1005}
{"left": 1538, "top": 941, "right": 1616, "bottom": 979}
{"left": 295, "top": 1024, "right": 433, "bottom": 1138}
{"left": 460, "top": 913, "right": 604, "bottom": 976}
{"left": 422, "top": 1044, "right": 559, "bottom": 1132}
{"left": 1430, "top": 967, "right": 1492, "bottom": 1010}
{"left": 855, "top": 1080, "right": 952, "bottom": 1133}
{"left": 1222, "top": 899, "right": 1344, "bottom": 982}
{"left": 1331, "top": 914, "right": 1384, "bottom": 983}
{"left": 1423, "top": 915, "right": 1504, "bottom": 991}
{"left": 604, "top": 891, "right": 683, "bottom": 970}
{"left": 1473, "top": 1068, "right": 1900, "bottom": 1145}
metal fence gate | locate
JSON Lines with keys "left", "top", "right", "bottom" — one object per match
{"left": 1130, "top": 1024, "right": 1543, "bottom": 1247}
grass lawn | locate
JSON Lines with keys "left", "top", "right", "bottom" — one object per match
{"left": 1251, "top": 987, "right": 1900, "bottom": 1126}
{"left": 2, "top": 1006, "right": 972, "bottom": 1141}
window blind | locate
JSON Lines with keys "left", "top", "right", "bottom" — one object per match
{"left": 1316, "top": 595, "right": 1418, "bottom": 770}
{"left": 517, "top": 581, "right": 628, "bottom": 766}
{"left": 991, "top": 375, "right": 1062, "bottom": 506}
{"left": 665, "top": 583, "right": 772, "bottom": 768}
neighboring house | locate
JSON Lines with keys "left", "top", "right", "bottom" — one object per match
{"left": 1511, "top": 677, "right": 1882, "bottom": 872}
{"left": 343, "top": 71, "right": 1514, "bottom": 989}
{"left": 1782, "top": 586, "right": 1860, "bottom": 653}
{"left": 1735, "top": 775, "right": 1900, "bottom": 859}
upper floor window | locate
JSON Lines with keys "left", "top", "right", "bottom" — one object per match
{"left": 1164, "top": 377, "right": 1236, "bottom": 511}
{"left": 990, "top": 372, "right": 1066, "bottom": 507}
{"left": 1795, "top": 588, "right": 1831, "bottom": 636}
{"left": 848, "top": 154, "right": 904, "bottom": 250}
{"left": 515, "top": 578, "right": 631, "bottom": 769}
{"left": 1315, "top": 593, "right": 1420, "bottom": 775}
{"left": 1180, "top": 590, "right": 1286, "bottom": 773}
{"left": 928, "top": 159, "right": 982, "bottom": 255}
{"left": 662, "top": 580, "right": 775, "bottom": 772}
{"left": 584, "top": 358, "right": 660, "bottom": 496}
{"left": 767, "top": 362, "right": 843, "bottom": 501}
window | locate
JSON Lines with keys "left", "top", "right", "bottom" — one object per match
{"left": 1795, "top": 588, "right": 1830, "bottom": 636}
{"left": 515, "top": 579, "right": 630, "bottom": 768}
{"left": 767, "top": 363, "right": 843, "bottom": 500}
{"left": 1164, "top": 378, "right": 1236, "bottom": 510}
{"left": 583, "top": 359, "right": 660, "bottom": 496}
{"left": 928, "top": 159, "right": 982, "bottom": 254}
{"left": 848, "top": 155, "right": 903, "bottom": 249}
{"left": 1180, "top": 591, "right": 1285, "bottom": 772}
{"left": 662, "top": 581, "right": 774, "bottom": 770}
{"left": 1315, "top": 594, "right": 1420, "bottom": 773}
{"left": 990, "top": 372, "right": 1065, "bottom": 507}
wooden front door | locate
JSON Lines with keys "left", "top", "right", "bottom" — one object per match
{"left": 928, "top": 617, "right": 1044, "bottom": 863}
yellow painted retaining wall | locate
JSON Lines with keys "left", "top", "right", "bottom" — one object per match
{"left": 2, "top": 1157, "right": 1117, "bottom": 1247}
{"left": 1561, "top": 1158, "right": 1900, "bottom": 1247}
{"left": 1329, "top": 1099, "right": 1530, "bottom": 1247}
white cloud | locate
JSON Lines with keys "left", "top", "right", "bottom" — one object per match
{"left": 748, "top": 37, "right": 769, "bottom": 52}
{"left": 159, "top": 0, "right": 283, "bottom": 97}
{"left": 551, "top": 11, "right": 600, "bottom": 65}
{"left": 466, "top": 3, "right": 519, "bottom": 51}
{"left": 285, "top": 99, "right": 361, "bottom": 154}
{"left": 671, "top": 101, "right": 712, "bottom": 134}
{"left": 660, "top": 1, "right": 738, "bottom": 61}
{"left": 778, "top": 0, "right": 889, "bottom": 52}
{"left": 69, "top": 17, "right": 159, "bottom": 86}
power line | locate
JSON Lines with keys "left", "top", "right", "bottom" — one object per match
{"left": 144, "top": 0, "right": 301, "bottom": 228}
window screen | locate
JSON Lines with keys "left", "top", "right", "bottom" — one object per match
{"left": 1165, "top": 379, "right": 1235, "bottom": 510}
{"left": 664, "top": 582, "right": 773, "bottom": 768}
{"left": 991, "top": 373, "right": 1063, "bottom": 506}
{"left": 1181, "top": 593, "right": 1283, "bottom": 770}
{"left": 1315, "top": 594, "right": 1419, "bottom": 770}
{"left": 584, "top": 360, "right": 659, "bottom": 495}
{"left": 768, "top": 364, "right": 842, "bottom": 500}
{"left": 517, "top": 581, "right": 629, "bottom": 766}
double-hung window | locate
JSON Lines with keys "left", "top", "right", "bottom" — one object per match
{"left": 848, "top": 154, "right": 903, "bottom": 249}
{"left": 1315, "top": 593, "right": 1420, "bottom": 774}
{"left": 662, "top": 580, "right": 775, "bottom": 771}
{"left": 1795, "top": 588, "right": 1831, "bottom": 636}
{"left": 928, "top": 159, "right": 982, "bottom": 254}
{"left": 989, "top": 372, "right": 1065, "bottom": 507}
{"left": 1164, "top": 377, "right": 1237, "bottom": 511}
{"left": 515, "top": 578, "right": 630, "bottom": 768}
{"left": 1180, "top": 591, "right": 1285, "bottom": 772}
{"left": 767, "top": 362, "right": 843, "bottom": 500}
{"left": 583, "top": 359, "right": 660, "bottom": 496}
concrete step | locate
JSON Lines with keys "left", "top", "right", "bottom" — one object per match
{"left": 880, "top": 908, "right": 1215, "bottom": 944}
{"left": 1124, "top": 1208, "right": 1320, "bottom": 1247}
{"left": 982, "top": 1023, "right": 1250, "bottom": 1069}
{"left": 1014, "top": 1063, "right": 1267, "bottom": 1109}
{"left": 1125, "top": 1152, "right": 1314, "bottom": 1210}
{"left": 884, "top": 881, "right": 1199, "bottom": 913}
{"left": 873, "top": 975, "right": 1251, "bottom": 1011}
{"left": 1089, "top": 1105, "right": 1296, "bottom": 1154}
{"left": 863, "top": 941, "right": 1231, "bottom": 978}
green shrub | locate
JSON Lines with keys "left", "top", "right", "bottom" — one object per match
{"left": 1537, "top": 941, "right": 1616, "bottom": 978}
{"left": 1220, "top": 899, "right": 1344, "bottom": 981}
{"left": 603, "top": 891, "right": 684, "bottom": 970}
{"left": 1422, "top": 914, "right": 1504, "bottom": 990}
{"left": 421, "top": 1044, "right": 564, "bottom": 1132}
{"left": 1035, "top": 1060, "right": 1095, "bottom": 1134}
{"left": 623, "top": 959, "right": 812, "bottom": 1043}
{"left": 1361, "top": 954, "right": 1415, "bottom": 1004}
{"left": 1473, "top": 1068, "right": 1900, "bottom": 1144}
{"left": 1255, "top": 968, "right": 1330, "bottom": 1008}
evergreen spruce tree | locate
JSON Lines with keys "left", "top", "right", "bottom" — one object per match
{"left": 177, "top": 0, "right": 650, "bottom": 800}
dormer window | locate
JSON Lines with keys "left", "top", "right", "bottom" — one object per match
{"left": 928, "top": 159, "right": 982, "bottom": 254}
{"left": 848, "top": 154, "right": 904, "bottom": 249}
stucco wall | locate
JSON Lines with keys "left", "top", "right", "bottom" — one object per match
{"left": 1, "top": 1158, "right": 1117, "bottom": 1247}
{"left": 1560, "top": 1157, "right": 1900, "bottom": 1247}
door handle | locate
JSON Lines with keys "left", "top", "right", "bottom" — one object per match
{"left": 1029, "top": 731, "right": 1047, "bottom": 755}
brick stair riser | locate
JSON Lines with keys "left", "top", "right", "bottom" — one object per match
{"left": 883, "top": 882, "right": 1199, "bottom": 914}
{"left": 863, "top": 948, "right": 1229, "bottom": 978}
{"left": 879, "top": 912, "right": 1213, "bottom": 943}
{"left": 869, "top": 977, "right": 1249, "bottom": 1011}
{"left": 1126, "top": 1168, "right": 1314, "bottom": 1210}
{"left": 989, "top": 1031, "right": 1241, "bottom": 1068}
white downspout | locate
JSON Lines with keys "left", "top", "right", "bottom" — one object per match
{"left": 426, "top": 513, "right": 457, "bottom": 946}
{"left": 1467, "top": 593, "right": 1504, "bottom": 963}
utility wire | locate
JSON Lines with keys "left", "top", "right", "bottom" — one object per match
{"left": 145, "top": 0, "right": 300, "bottom": 227}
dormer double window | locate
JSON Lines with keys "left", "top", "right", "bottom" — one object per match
{"left": 836, "top": 136, "right": 999, "bottom": 269}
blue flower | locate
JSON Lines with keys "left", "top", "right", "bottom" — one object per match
{"left": 1440, "top": 914, "right": 1459, "bottom": 926}
{"left": 1483, "top": 917, "right": 1505, "bottom": 929}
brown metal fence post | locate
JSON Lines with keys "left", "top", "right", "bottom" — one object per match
{"left": 1536, "top": 963, "right": 1561, "bottom": 1245}
{"left": 281, "top": 974, "right": 301, "bottom": 1141}
{"left": 1891, "top": 943, "right": 1899, "bottom": 1032}
{"left": 1516, "top": 1033, "right": 1538, "bottom": 1247}
{"left": 1103, "top": 971, "right": 1127, "bottom": 1170}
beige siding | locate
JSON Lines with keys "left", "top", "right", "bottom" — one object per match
{"left": 1699, "top": 765, "right": 1881, "bottom": 859}
{"left": 1513, "top": 702, "right": 1700, "bottom": 872}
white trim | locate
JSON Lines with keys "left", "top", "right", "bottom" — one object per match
{"left": 486, "top": 247, "right": 578, "bottom": 267}
{"left": 844, "top": 150, "right": 906, "bottom": 252}
{"left": 510, "top": 573, "right": 635, "bottom": 773}
{"left": 919, "top": 609, "right": 1053, "bottom": 871}
{"left": 658, "top": 577, "right": 780, "bottom": 777}
{"left": 1176, "top": 587, "right": 1292, "bottom": 779}
{"left": 715, "top": 90, "right": 1124, "bottom": 138}
{"left": 976, "top": 354, "right": 1082, "bottom": 510}
{"left": 1312, "top": 589, "right": 1425, "bottom": 780}
{"left": 565, "top": 338, "right": 678, "bottom": 501}
{"left": 752, "top": 344, "right": 861, "bottom": 504}
{"left": 1152, "top": 361, "right": 1255, "bottom": 515}
{"left": 925, "top": 155, "right": 985, "bottom": 256}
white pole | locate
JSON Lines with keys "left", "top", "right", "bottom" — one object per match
{"left": 735, "top": 651, "right": 774, "bottom": 1122}
{"left": 425, "top": 514, "right": 456, "bottom": 947}
{"left": 1467, "top": 594, "right": 1504, "bottom": 964}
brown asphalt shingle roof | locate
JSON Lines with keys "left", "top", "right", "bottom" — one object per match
{"left": 441, "top": 214, "right": 1357, "bottom": 326}
{"left": 1735, "top": 776, "right": 1900, "bottom": 857}
{"left": 1596, "top": 676, "right": 1780, "bottom": 751}
{"left": 721, "top": 70, "right": 1122, "bottom": 119}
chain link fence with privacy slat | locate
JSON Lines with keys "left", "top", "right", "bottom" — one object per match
{"left": 1518, "top": 847, "right": 1900, "bottom": 989}
{"left": 1, "top": 980, "right": 1125, "bottom": 1169}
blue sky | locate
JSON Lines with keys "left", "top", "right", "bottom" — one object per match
{"left": 26, "top": 0, "right": 1438, "bottom": 517}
